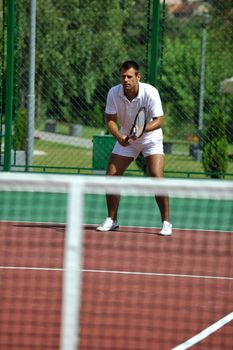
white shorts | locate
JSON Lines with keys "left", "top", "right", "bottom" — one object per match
{"left": 112, "top": 139, "right": 164, "bottom": 160}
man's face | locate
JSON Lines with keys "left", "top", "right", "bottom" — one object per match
{"left": 120, "top": 68, "right": 140, "bottom": 91}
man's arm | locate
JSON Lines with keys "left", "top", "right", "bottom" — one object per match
{"left": 105, "top": 114, "right": 129, "bottom": 147}
{"left": 144, "top": 116, "right": 164, "bottom": 133}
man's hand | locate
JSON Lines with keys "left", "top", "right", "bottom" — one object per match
{"left": 105, "top": 114, "right": 134, "bottom": 147}
{"left": 117, "top": 135, "right": 130, "bottom": 147}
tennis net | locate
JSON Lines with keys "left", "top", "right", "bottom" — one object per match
{"left": 0, "top": 173, "right": 232, "bottom": 350}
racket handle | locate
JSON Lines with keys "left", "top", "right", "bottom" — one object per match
{"left": 126, "top": 127, "right": 136, "bottom": 141}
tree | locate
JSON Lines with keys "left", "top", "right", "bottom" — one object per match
{"left": 20, "top": 0, "right": 128, "bottom": 125}
{"left": 160, "top": 3, "right": 233, "bottom": 144}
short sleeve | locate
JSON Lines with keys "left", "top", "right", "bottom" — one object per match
{"left": 149, "top": 87, "right": 164, "bottom": 118}
{"left": 105, "top": 88, "right": 117, "bottom": 115}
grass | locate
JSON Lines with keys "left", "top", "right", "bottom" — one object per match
{"left": 33, "top": 139, "right": 140, "bottom": 174}
{"left": 34, "top": 139, "right": 93, "bottom": 168}
{"left": 33, "top": 139, "right": 233, "bottom": 178}
{"left": 33, "top": 123, "right": 233, "bottom": 178}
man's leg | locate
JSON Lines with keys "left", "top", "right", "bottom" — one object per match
{"left": 145, "top": 154, "right": 170, "bottom": 223}
{"left": 106, "top": 153, "right": 133, "bottom": 220}
{"left": 96, "top": 153, "right": 133, "bottom": 231}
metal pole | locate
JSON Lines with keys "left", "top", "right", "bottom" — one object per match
{"left": 26, "top": 0, "right": 36, "bottom": 169}
{"left": 149, "top": 0, "right": 160, "bottom": 87}
{"left": 4, "top": 0, "right": 15, "bottom": 171}
{"left": 198, "top": 13, "right": 209, "bottom": 151}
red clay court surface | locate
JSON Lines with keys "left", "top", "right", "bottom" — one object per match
{"left": 0, "top": 222, "right": 232, "bottom": 350}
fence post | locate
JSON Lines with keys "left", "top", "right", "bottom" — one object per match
{"left": 149, "top": 0, "right": 160, "bottom": 87}
{"left": 26, "top": 0, "right": 36, "bottom": 170}
{"left": 4, "top": 0, "right": 15, "bottom": 171}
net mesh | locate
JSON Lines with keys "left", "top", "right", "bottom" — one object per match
{"left": 0, "top": 173, "right": 232, "bottom": 350}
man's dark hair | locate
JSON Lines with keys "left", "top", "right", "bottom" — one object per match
{"left": 120, "top": 60, "right": 140, "bottom": 73}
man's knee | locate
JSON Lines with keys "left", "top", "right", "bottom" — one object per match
{"left": 107, "top": 154, "right": 132, "bottom": 176}
{"left": 146, "top": 154, "right": 164, "bottom": 178}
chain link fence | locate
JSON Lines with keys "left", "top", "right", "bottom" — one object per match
{"left": 1, "top": 0, "right": 233, "bottom": 178}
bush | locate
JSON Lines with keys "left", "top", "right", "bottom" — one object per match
{"left": 202, "top": 107, "right": 228, "bottom": 178}
{"left": 15, "top": 108, "right": 27, "bottom": 151}
{"left": 91, "top": 102, "right": 105, "bottom": 128}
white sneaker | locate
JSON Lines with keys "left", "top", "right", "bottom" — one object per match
{"left": 96, "top": 217, "right": 119, "bottom": 232}
{"left": 158, "top": 221, "right": 172, "bottom": 236}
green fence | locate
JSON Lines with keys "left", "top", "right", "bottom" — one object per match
{"left": 1, "top": 0, "right": 233, "bottom": 178}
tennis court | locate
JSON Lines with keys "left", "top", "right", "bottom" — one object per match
{"left": 0, "top": 175, "right": 232, "bottom": 349}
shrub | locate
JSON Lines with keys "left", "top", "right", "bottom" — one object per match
{"left": 15, "top": 108, "right": 27, "bottom": 151}
{"left": 202, "top": 107, "right": 228, "bottom": 178}
{"left": 91, "top": 102, "right": 105, "bottom": 128}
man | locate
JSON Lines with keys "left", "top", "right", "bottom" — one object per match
{"left": 96, "top": 60, "right": 172, "bottom": 235}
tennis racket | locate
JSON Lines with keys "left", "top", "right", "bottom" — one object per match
{"left": 126, "top": 107, "right": 147, "bottom": 140}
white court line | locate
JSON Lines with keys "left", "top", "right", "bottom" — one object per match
{"left": 171, "top": 312, "right": 233, "bottom": 350}
{"left": 1, "top": 267, "right": 232, "bottom": 348}
{"left": 0, "top": 266, "right": 64, "bottom": 271}
{"left": 0, "top": 266, "right": 233, "bottom": 281}
{"left": 88, "top": 223, "right": 233, "bottom": 234}
{"left": 1, "top": 221, "right": 233, "bottom": 234}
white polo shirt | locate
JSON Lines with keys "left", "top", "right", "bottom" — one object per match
{"left": 105, "top": 82, "right": 164, "bottom": 142}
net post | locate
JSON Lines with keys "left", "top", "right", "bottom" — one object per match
{"left": 60, "top": 179, "right": 84, "bottom": 350}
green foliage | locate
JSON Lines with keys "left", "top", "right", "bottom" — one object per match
{"left": 19, "top": 0, "right": 149, "bottom": 125}
{"left": 202, "top": 139, "right": 228, "bottom": 177}
{"left": 33, "top": 0, "right": 127, "bottom": 116}
{"left": 16, "top": 0, "right": 233, "bottom": 176}
{"left": 161, "top": 4, "right": 233, "bottom": 141}
{"left": 162, "top": 30, "right": 201, "bottom": 138}
{"left": 202, "top": 107, "right": 228, "bottom": 178}
{"left": 90, "top": 102, "right": 105, "bottom": 128}
{"left": 15, "top": 108, "right": 27, "bottom": 150}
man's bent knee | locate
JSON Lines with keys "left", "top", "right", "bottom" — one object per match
{"left": 146, "top": 154, "right": 164, "bottom": 178}
{"left": 106, "top": 153, "right": 133, "bottom": 176}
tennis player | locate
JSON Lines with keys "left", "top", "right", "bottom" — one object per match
{"left": 96, "top": 60, "right": 172, "bottom": 235}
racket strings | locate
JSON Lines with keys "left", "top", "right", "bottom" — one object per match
{"left": 134, "top": 110, "right": 146, "bottom": 137}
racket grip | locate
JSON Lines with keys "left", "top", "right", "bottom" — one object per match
{"left": 126, "top": 127, "right": 136, "bottom": 142}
